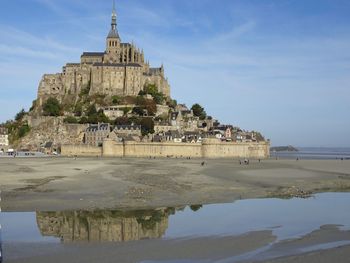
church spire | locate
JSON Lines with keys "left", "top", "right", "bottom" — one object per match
{"left": 111, "top": 0, "right": 116, "bottom": 30}
{"left": 107, "top": 0, "right": 120, "bottom": 39}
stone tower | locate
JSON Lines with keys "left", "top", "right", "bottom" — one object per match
{"left": 105, "top": 1, "right": 121, "bottom": 63}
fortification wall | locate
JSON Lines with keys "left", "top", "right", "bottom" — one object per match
{"left": 62, "top": 140, "right": 269, "bottom": 159}
{"left": 123, "top": 142, "right": 202, "bottom": 158}
{"left": 103, "top": 140, "right": 124, "bottom": 157}
{"left": 61, "top": 144, "right": 102, "bottom": 157}
{"left": 202, "top": 140, "right": 270, "bottom": 159}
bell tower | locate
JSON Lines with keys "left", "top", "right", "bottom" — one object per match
{"left": 105, "top": 0, "right": 121, "bottom": 63}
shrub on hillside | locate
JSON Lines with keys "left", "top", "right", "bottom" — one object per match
{"left": 43, "top": 98, "right": 62, "bottom": 116}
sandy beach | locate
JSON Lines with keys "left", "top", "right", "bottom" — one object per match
{"left": 1, "top": 157, "right": 350, "bottom": 262}
{"left": 0, "top": 157, "right": 349, "bottom": 211}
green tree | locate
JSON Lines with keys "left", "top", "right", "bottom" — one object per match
{"left": 86, "top": 105, "right": 97, "bottom": 116}
{"left": 15, "top": 109, "right": 26, "bottom": 121}
{"left": 190, "top": 205, "right": 203, "bottom": 212}
{"left": 191, "top": 103, "right": 207, "bottom": 120}
{"left": 167, "top": 99, "right": 177, "bottom": 109}
{"left": 97, "top": 109, "right": 110, "bottom": 123}
{"left": 138, "top": 90, "right": 146, "bottom": 96}
{"left": 87, "top": 114, "right": 98, "bottom": 124}
{"left": 144, "top": 100, "right": 157, "bottom": 116}
{"left": 63, "top": 116, "right": 78, "bottom": 124}
{"left": 29, "top": 100, "right": 37, "bottom": 112}
{"left": 144, "top": 84, "right": 158, "bottom": 96}
{"left": 79, "top": 84, "right": 90, "bottom": 97}
{"left": 43, "top": 98, "right": 62, "bottom": 116}
{"left": 79, "top": 116, "right": 88, "bottom": 124}
{"left": 112, "top": 95, "right": 121, "bottom": 105}
{"left": 140, "top": 117, "right": 155, "bottom": 136}
{"left": 153, "top": 92, "right": 165, "bottom": 104}
{"left": 18, "top": 124, "right": 30, "bottom": 138}
{"left": 86, "top": 108, "right": 110, "bottom": 124}
{"left": 121, "top": 107, "right": 131, "bottom": 115}
{"left": 136, "top": 96, "right": 146, "bottom": 105}
{"left": 129, "top": 116, "right": 141, "bottom": 125}
{"left": 114, "top": 117, "right": 130, "bottom": 125}
{"left": 132, "top": 106, "right": 144, "bottom": 116}
{"left": 144, "top": 84, "right": 165, "bottom": 105}
{"left": 74, "top": 103, "right": 83, "bottom": 116}
{"left": 154, "top": 113, "right": 169, "bottom": 122}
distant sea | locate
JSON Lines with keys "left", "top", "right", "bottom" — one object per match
{"left": 271, "top": 147, "right": 350, "bottom": 160}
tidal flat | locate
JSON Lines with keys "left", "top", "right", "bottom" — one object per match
{"left": 1, "top": 157, "right": 350, "bottom": 262}
{"left": 1, "top": 157, "right": 350, "bottom": 211}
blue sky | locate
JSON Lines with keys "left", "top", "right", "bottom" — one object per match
{"left": 0, "top": 0, "right": 349, "bottom": 147}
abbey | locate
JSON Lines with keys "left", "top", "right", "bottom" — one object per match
{"left": 37, "top": 3, "right": 170, "bottom": 106}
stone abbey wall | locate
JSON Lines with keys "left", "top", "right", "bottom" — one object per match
{"left": 62, "top": 139, "right": 270, "bottom": 159}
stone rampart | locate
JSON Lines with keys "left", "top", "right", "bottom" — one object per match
{"left": 123, "top": 141, "right": 202, "bottom": 158}
{"left": 62, "top": 139, "right": 269, "bottom": 159}
{"left": 202, "top": 139, "right": 269, "bottom": 159}
{"left": 61, "top": 144, "right": 102, "bottom": 157}
{"left": 103, "top": 140, "right": 124, "bottom": 157}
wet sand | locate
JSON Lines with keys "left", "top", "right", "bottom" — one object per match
{"left": 3, "top": 226, "right": 350, "bottom": 263}
{"left": 0, "top": 157, "right": 349, "bottom": 211}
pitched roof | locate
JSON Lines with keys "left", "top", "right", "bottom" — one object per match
{"left": 93, "top": 63, "right": 142, "bottom": 68}
{"left": 81, "top": 52, "right": 105, "bottom": 57}
{"left": 44, "top": 141, "right": 53, "bottom": 148}
{"left": 115, "top": 125, "right": 141, "bottom": 130}
{"left": 86, "top": 123, "right": 110, "bottom": 132}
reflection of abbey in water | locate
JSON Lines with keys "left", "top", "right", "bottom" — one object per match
{"left": 36, "top": 209, "right": 174, "bottom": 242}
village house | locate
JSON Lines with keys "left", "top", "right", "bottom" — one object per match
{"left": 183, "top": 131, "right": 202, "bottom": 143}
{"left": 85, "top": 123, "right": 112, "bottom": 146}
{"left": 154, "top": 123, "right": 176, "bottom": 133}
{"left": 165, "top": 130, "right": 182, "bottom": 143}
{"left": 114, "top": 125, "right": 142, "bottom": 137}
{"left": 0, "top": 127, "right": 9, "bottom": 148}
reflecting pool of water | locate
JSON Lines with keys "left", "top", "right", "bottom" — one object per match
{"left": 1, "top": 193, "right": 350, "bottom": 244}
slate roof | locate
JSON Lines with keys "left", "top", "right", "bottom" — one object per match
{"left": 149, "top": 68, "right": 162, "bottom": 74}
{"left": 44, "top": 141, "right": 53, "bottom": 148}
{"left": 86, "top": 123, "right": 110, "bottom": 132}
{"left": 81, "top": 52, "right": 105, "bottom": 57}
{"left": 93, "top": 63, "right": 142, "bottom": 67}
{"left": 107, "top": 29, "right": 120, "bottom": 39}
{"left": 115, "top": 125, "right": 141, "bottom": 130}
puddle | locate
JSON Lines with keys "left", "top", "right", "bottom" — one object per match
{"left": 165, "top": 192, "right": 350, "bottom": 241}
{"left": 1, "top": 193, "right": 350, "bottom": 244}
